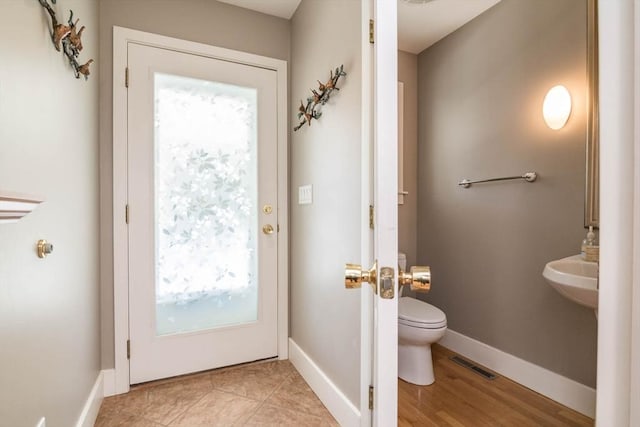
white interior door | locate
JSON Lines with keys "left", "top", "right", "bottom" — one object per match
{"left": 346, "top": 1, "right": 398, "bottom": 424}
{"left": 372, "top": 1, "right": 399, "bottom": 425}
{"left": 127, "top": 42, "right": 279, "bottom": 384}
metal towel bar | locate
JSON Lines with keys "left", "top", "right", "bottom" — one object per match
{"left": 458, "top": 172, "right": 537, "bottom": 188}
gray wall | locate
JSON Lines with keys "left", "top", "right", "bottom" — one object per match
{"left": 98, "top": 0, "right": 290, "bottom": 368}
{"left": 290, "top": 0, "right": 362, "bottom": 407}
{"left": 416, "top": 0, "right": 598, "bottom": 387}
{"left": 398, "top": 51, "right": 418, "bottom": 268}
{"left": 0, "top": 0, "right": 100, "bottom": 425}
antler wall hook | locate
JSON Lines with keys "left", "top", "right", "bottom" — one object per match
{"left": 294, "top": 65, "right": 346, "bottom": 131}
{"left": 37, "top": 0, "right": 94, "bottom": 80}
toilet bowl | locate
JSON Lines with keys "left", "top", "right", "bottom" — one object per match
{"left": 398, "top": 297, "right": 447, "bottom": 385}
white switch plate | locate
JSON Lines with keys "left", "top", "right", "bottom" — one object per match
{"left": 36, "top": 417, "right": 46, "bottom": 427}
{"left": 298, "top": 185, "right": 313, "bottom": 205}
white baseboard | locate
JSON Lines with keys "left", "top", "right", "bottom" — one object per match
{"left": 102, "top": 369, "right": 116, "bottom": 397}
{"left": 288, "top": 338, "right": 361, "bottom": 427}
{"left": 440, "top": 329, "right": 596, "bottom": 418}
{"left": 75, "top": 371, "right": 104, "bottom": 427}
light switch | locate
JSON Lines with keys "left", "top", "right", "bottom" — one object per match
{"left": 298, "top": 185, "right": 313, "bottom": 205}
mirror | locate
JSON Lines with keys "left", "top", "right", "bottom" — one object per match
{"left": 586, "top": 0, "right": 599, "bottom": 228}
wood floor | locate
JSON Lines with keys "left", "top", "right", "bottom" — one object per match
{"left": 399, "top": 344, "right": 594, "bottom": 427}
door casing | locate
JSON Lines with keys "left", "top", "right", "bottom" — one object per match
{"left": 112, "top": 26, "right": 288, "bottom": 394}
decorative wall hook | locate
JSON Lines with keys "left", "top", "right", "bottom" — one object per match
{"left": 37, "top": 0, "right": 94, "bottom": 80}
{"left": 294, "top": 65, "right": 346, "bottom": 131}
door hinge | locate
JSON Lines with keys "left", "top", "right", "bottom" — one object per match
{"left": 125, "top": 204, "right": 129, "bottom": 224}
{"left": 126, "top": 339, "right": 131, "bottom": 360}
{"left": 369, "top": 19, "right": 375, "bottom": 44}
{"left": 125, "top": 67, "right": 129, "bottom": 88}
{"left": 369, "top": 385, "right": 374, "bottom": 410}
{"left": 369, "top": 205, "right": 374, "bottom": 229}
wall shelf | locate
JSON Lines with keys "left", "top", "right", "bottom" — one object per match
{"left": 0, "top": 191, "right": 44, "bottom": 224}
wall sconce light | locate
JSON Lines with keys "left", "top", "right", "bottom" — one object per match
{"left": 543, "top": 85, "right": 572, "bottom": 130}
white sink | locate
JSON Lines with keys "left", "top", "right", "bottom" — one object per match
{"left": 543, "top": 255, "right": 598, "bottom": 309}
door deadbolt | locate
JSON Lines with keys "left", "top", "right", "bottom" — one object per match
{"left": 262, "top": 224, "right": 275, "bottom": 235}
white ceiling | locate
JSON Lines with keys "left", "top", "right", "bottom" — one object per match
{"left": 217, "top": 0, "right": 500, "bottom": 54}
{"left": 217, "top": 0, "right": 302, "bottom": 19}
{"left": 398, "top": 0, "right": 500, "bottom": 54}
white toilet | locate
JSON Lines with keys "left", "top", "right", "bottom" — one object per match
{"left": 398, "top": 253, "right": 447, "bottom": 386}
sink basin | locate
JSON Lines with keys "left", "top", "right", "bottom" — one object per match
{"left": 543, "top": 255, "right": 598, "bottom": 309}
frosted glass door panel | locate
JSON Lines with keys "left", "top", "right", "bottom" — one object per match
{"left": 128, "top": 42, "right": 278, "bottom": 384}
{"left": 154, "top": 73, "right": 258, "bottom": 336}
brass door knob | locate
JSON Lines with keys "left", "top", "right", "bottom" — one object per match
{"left": 399, "top": 266, "right": 431, "bottom": 292}
{"left": 345, "top": 261, "right": 377, "bottom": 293}
{"left": 262, "top": 224, "right": 274, "bottom": 235}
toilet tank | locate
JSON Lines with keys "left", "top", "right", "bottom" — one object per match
{"left": 398, "top": 252, "right": 407, "bottom": 271}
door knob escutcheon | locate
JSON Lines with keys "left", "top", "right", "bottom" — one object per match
{"left": 399, "top": 266, "right": 431, "bottom": 292}
{"left": 345, "top": 261, "right": 377, "bottom": 294}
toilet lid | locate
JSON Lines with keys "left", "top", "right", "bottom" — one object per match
{"left": 398, "top": 297, "right": 446, "bottom": 327}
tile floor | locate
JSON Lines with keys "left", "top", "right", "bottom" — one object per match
{"left": 95, "top": 360, "right": 338, "bottom": 426}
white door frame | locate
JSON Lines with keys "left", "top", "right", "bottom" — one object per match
{"left": 632, "top": 2, "right": 640, "bottom": 418}
{"left": 359, "top": 1, "right": 374, "bottom": 425}
{"left": 112, "top": 26, "right": 288, "bottom": 395}
{"left": 596, "top": 1, "right": 640, "bottom": 424}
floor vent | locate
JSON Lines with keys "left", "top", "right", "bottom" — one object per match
{"left": 450, "top": 356, "right": 497, "bottom": 380}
